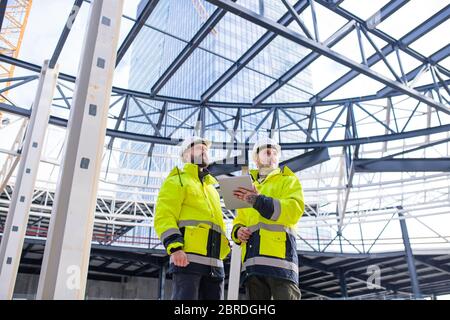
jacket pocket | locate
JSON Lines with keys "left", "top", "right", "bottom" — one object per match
{"left": 259, "top": 228, "right": 286, "bottom": 259}
{"left": 183, "top": 225, "right": 209, "bottom": 256}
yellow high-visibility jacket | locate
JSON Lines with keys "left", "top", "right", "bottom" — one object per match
{"left": 231, "top": 166, "right": 304, "bottom": 284}
{"left": 155, "top": 163, "right": 231, "bottom": 277}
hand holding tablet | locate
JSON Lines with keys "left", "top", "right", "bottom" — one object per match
{"left": 217, "top": 175, "right": 254, "bottom": 210}
{"left": 233, "top": 185, "right": 259, "bottom": 204}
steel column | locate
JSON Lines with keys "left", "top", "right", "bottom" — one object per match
{"left": 398, "top": 208, "right": 422, "bottom": 299}
{"left": 157, "top": 263, "right": 166, "bottom": 300}
{"left": 0, "top": 60, "right": 59, "bottom": 299}
{"left": 36, "top": 0, "right": 124, "bottom": 300}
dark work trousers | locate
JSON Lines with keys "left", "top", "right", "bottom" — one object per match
{"left": 245, "top": 275, "right": 301, "bottom": 300}
{"left": 171, "top": 272, "right": 224, "bottom": 300}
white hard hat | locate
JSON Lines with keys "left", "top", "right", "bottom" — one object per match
{"left": 179, "top": 136, "right": 211, "bottom": 159}
{"left": 251, "top": 137, "right": 281, "bottom": 162}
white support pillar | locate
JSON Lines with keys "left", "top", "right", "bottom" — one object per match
{"left": 382, "top": 98, "right": 392, "bottom": 154}
{"left": 36, "top": 0, "right": 124, "bottom": 300}
{"left": 227, "top": 242, "right": 242, "bottom": 300}
{"left": 227, "top": 165, "right": 247, "bottom": 300}
{"left": 0, "top": 60, "right": 59, "bottom": 300}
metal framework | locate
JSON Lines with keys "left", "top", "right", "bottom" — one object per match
{"left": 0, "top": 0, "right": 449, "bottom": 299}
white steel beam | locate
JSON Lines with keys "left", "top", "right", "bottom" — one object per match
{"left": 36, "top": 0, "right": 124, "bottom": 300}
{"left": 0, "top": 60, "right": 59, "bottom": 299}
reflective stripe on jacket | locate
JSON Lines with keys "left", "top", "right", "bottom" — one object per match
{"left": 155, "top": 163, "right": 231, "bottom": 278}
{"left": 231, "top": 166, "right": 304, "bottom": 284}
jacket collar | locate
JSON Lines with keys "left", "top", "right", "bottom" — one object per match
{"left": 170, "top": 163, "right": 217, "bottom": 185}
{"left": 250, "top": 165, "right": 295, "bottom": 183}
{"left": 183, "top": 162, "right": 200, "bottom": 178}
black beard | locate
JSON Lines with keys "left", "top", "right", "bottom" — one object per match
{"left": 198, "top": 162, "right": 208, "bottom": 168}
{"left": 190, "top": 154, "right": 208, "bottom": 168}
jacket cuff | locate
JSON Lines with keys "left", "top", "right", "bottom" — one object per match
{"left": 231, "top": 224, "right": 245, "bottom": 245}
{"left": 166, "top": 241, "right": 184, "bottom": 255}
{"left": 162, "top": 231, "right": 183, "bottom": 247}
{"left": 253, "top": 194, "right": 275, "bottom": 220}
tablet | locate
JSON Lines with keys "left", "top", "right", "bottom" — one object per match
{"left": 217, "top": 175, "right": 254, "bottom": 210}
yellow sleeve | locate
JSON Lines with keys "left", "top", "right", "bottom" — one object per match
{"left": 271, "top": 176, "right": 305, "bottom": 226}
{"left": 154, "top": 176, "right": 185, "bottom": 254}
{"left": 231, "top": 208, "right": 248, "bottom": 245}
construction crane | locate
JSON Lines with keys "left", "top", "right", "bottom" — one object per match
{"left": 0, "top": 0, "right": 32, "bottom": 125}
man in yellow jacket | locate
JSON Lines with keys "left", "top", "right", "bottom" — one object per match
{"left": 154, "top": 136, "right": 230, "bottom": 300}
{"left": 232, "top": 138, "right": 304, "bottom": 300}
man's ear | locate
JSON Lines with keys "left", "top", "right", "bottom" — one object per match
{"left": 181, "top": 150, "right": 189, "bottom": 163}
